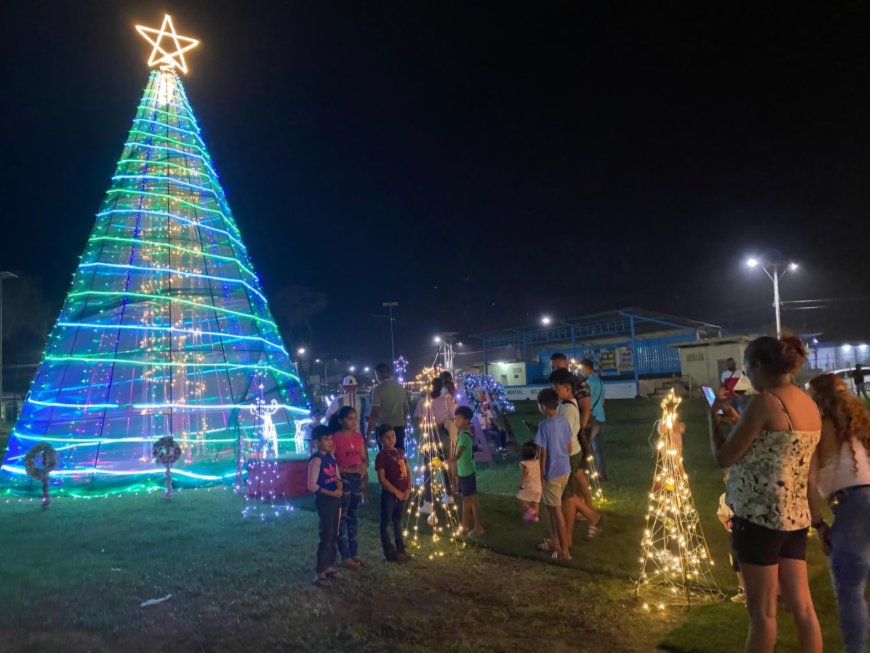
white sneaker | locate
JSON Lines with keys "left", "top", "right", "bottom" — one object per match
{"left": 731, "top": 590, "right": 746, "bottom": 604}
{"left": 421, "top": 501, "right": 434, "bottom": 515}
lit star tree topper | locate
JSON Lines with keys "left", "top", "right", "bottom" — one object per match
{"left": 136, "top": 14, "right": 200, "bottom": 74}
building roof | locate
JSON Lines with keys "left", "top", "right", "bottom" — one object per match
{"left": 471, "top": 307, "right": 721, "bottom": 348}
{"left": 672, "top": 335, "right": 754, "bottom": 349}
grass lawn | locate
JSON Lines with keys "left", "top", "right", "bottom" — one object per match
{"left": 0, "top": 399, "right": 846, "bottom": 652}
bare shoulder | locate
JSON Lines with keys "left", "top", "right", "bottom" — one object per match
{"left": 778, "top": 385, "right": 821, "bottom": 430}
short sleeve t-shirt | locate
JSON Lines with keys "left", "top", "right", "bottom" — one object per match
{"left": 333, "top": 431, "right": 366, "bottom": 469}
{"left": 557, "top": 400, "right": 581, "bottom": 456}
{"left": 534, "top": 416, "right": 572, "bottom": 480}
{"left": 375, "top": 448, "right": 410, "bottom": 492}
{"left": 572, "top": 375, "right": 590, "bottom": 403}
{"left": 372, "top": 379, "right": 409, "bottom": 427}
{"left": 586, "top": 374, "right": 606, "bottom": 422}
{"left": 455, "top": 430, "right": 475, "bottom": 477}
{"left": 720, "top": 369, "right": 743, "bottom": 392}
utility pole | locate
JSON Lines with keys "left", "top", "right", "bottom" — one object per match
{"left": 375, "top": 302, "right": 399, "bottom": 362}
{"left": 438, "top": 332, "right": 459, "bottom": 371}
{"left": 0, "top": 272, "right": 18, "bottom": 423}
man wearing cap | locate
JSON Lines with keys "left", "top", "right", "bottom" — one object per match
{"left": 326, "top": 375, "right": 366, "bottom": 431}
{"left": 367, "top": 363, "right": 410, "bottom": 450}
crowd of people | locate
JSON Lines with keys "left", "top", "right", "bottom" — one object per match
{"left": 303, "top": 339, "right": 870, "bottom": 653}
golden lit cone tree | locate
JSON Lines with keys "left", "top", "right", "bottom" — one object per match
{"left": 404, "top": 392, "right": 465, "bottom": 559}
{"left": 635, "top": 389, "right": 722, "bottom": 608}
{"left": 568, "top": 358, "right": 606, "bottom": 504}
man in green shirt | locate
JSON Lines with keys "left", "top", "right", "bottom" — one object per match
{"left": 450, "top": 406, "right": 484, "bottom": 538}
{"left": 367, "top": 363, "right": 410, "bottom": 449}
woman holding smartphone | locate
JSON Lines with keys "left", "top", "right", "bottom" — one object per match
{"left": 710, "top": 336, "right": 822, "bottom": 653}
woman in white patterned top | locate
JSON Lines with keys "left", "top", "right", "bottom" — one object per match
{"left": 710, "top": 336, "right": 822, "bottom": 653}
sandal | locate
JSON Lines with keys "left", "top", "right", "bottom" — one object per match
{"left": 325, "top": 568, "right": 343, "bottom": 580}
{"left": 312, "top": 574, "right": 330, "bottom": 587}
{"left": 537, "top": 538, "right": 553, "bottom": 551}
{"left": 351, "top": 556, "right": 367, "bottom": 567}
{"left": 587, "top": 514, "right": 605, "bottom": 539}
{"left": 341, "top": 558, "right": 361, "bottom": 570}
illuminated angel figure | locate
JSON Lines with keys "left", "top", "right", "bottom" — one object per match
{"left": 250, "top": 398, "right": 281, "bottom": 458}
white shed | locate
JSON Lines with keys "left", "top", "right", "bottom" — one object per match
{"left": 673, "top": 336, "right": 753, "bottom": 388}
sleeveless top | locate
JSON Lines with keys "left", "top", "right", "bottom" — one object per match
{"left": 519, "top": 459, "right": 542, "bottom": 494}
{"left": 310, "top": 451, "right": 339, "bottom": 492}
{"left": 816, "top": 438, "right": 870, "bottom": 499}
{"left": 725, "top": 393, "right": 820, "bottom": 531}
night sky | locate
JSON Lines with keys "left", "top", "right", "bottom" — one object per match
{"left": 2, "top": 2, "right": 870, "bottom": 370}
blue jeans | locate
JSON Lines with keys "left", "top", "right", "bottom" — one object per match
{"left": 588, "top": 419, "right": 607, "bottom": 479}
{"left": 314, "top": 494, "right": 340, "bottom": 573}
{"left": 829, "top": 486, "right": 870, "bottom": 653}
{"left": 338, "top": 473, "right": 363, "bottom": 560}
{"left": 379, "top": 489, "right": 406, "bottom": 558}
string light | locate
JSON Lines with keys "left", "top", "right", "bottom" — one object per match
{"left": 634, "top": 389, "right": 722, "bottom": 607}
{"left": 0, "top": 66, "right": 309, "bottom": 495}
{"left": 241, "top": 375, "right": 291, "bottom": 519}
{"left": 404, "top": 393, "right": 465, "bottom": 558}
{"left": 566, "top": 358, "right": 606, "bottom": 504}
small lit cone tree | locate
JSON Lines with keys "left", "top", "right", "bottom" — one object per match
{"left": 404, "top": 393, "right": 464, "bottom": 558}
{"left": 242, "top": 374, "right": 286, "bottom": 519}
{"left": 635, "top": 389, "right": 722, "bottom": 608}
{"left": 584, "top": 448, "right": 606, "bottom": 504}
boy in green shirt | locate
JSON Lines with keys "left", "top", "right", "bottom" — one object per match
{"left": 450, "top": 405, "right": 484, "bottom": 538}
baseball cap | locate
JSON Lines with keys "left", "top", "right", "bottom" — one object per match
{"left": 342, "top": 375, "right": 358, "bottom": 386}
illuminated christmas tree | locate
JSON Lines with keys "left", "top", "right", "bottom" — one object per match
{"left": 404, "top": 393, "right": 464, "bottom": 558}
{"left": 0, "top": 16, "right": 308, "bottom": 493}
{"left": 635, "top": 390, "right": 721, "bottom": 608}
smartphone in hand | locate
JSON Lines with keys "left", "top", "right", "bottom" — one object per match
{"left": 702, "top": 385, "right": 724, "bottom": 415}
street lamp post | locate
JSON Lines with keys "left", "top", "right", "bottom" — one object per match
{"left": 0, "top": 271, "right": 18, "bottom": 423}
{"left": 746, "top": 257, "right": 798, "bottom": 338}
{"left": 434, "top": 332, "right": 459, "bottom": 371}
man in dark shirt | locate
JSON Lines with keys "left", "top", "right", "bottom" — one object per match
{"left": 853, "top": 364, "right": 867, "bottom": 399}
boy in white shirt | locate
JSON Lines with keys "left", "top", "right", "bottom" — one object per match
{"left": 550, "top": 368, "right": 596, "bottom": 511}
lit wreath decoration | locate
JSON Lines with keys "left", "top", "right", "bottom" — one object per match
{"left": 153, "top": 436, "right": 182, "bottom": 499}
{"left": 25, "top": 443, "right": 57, "bottom": 481}
{"left": 25, "top": 443, "right": 57, "bottom": 509}
{"left": 153, "top": 436, "right": 182, "bottom": 466}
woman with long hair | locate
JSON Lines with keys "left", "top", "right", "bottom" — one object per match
{"left": 329, "top": 406, "right": 368, "bottom": 570}
{"left": 710, "top": 336, "right": 822, "bottom": 653}
{"left": 807, "top": 373, "right": 870, "bottom": 653}
{"left": 413, "top": 377, "right": 456, "bottom": 511}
